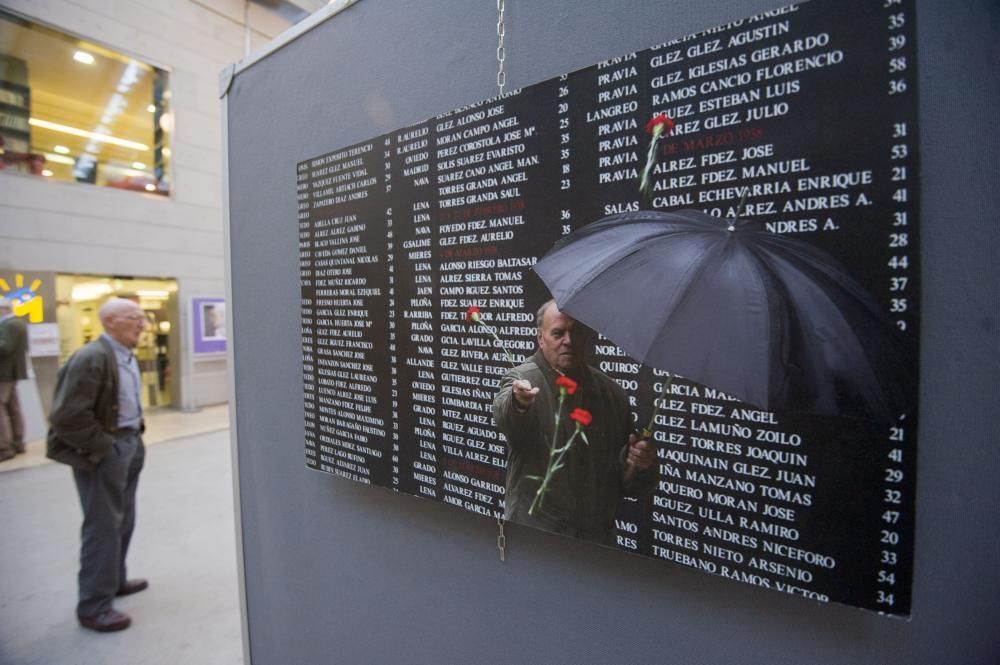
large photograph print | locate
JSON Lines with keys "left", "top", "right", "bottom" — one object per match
{"left": 298, "top": 0, "right": 919, "bottom": 616}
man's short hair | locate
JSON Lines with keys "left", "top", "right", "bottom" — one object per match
{"left": 536, "top": 299, "right": 556, "bottom": 332}
{"left": 0, "top": 297, "right": 12, "bottom": 311}
{"left": 98, "top": 297, "right": 139, "bottom": 324}
{"left": 535, "top": 299, "right": 596, "bottom": 343}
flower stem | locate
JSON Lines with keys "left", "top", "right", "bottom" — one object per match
{"left": 529, "top": 429, "right": 582, "bottom": 516}
{"left": 530, "top": 392, "right": 584, "bottom": 516}
{"left": 476, "top": 318, "right": 518, "bottom": 368}
{"left": 639, "top": 129, "right": 661, "bottom": 199}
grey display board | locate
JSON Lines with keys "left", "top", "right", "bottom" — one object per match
{"left": 223, "top": 0, "right": 999, "bottom": 662}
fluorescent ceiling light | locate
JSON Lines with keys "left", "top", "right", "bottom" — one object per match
{"left": 41, "top": 169, "right": 53, "bottom": 177}
{"left": 44, "top": 153, "right": 76, "bottom": 165}
{"left": 71, "top": 282, "right": 113, "bottom": 301}
{"left": 132, "top": 162, "right": 145, "bottom": 169}
{"left": 53, "top": 145, "right": 70, "bottom": 154}
{"left": 28, "top": 118, "right": 148, "bottom": 151}
{"left": 136, "top": 290, "right": 170, "bottom": 298}
{"left": 73, "top": 51, "right": 95, "bottom": 65}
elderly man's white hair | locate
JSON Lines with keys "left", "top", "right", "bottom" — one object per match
{"left": 98, "top": 297, "right": 141, "bottom": 323}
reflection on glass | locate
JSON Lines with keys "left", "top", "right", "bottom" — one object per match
{"left": 0, "top": 9, "right": 171, "bottom": 195}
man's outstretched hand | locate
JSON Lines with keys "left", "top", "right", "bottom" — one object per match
{"left": 512, "top": 378, "right": 540, "bottom": 409}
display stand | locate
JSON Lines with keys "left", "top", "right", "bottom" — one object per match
{"left": 221, "top": 1, "right": 1000, "bottom": 663}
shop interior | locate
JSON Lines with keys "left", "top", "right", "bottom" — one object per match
{"left": 56, "top": 274, "right": 178, "bottom": 408}
{"left": 0, "top": 8, "right": 171, "bottom": 194}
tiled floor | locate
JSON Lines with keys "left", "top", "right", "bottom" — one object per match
{"left": 0, "top": 404, "right": 231, "bottom": 473}
{"left": 0, "top": 407, "right": 242, "bottom": 665}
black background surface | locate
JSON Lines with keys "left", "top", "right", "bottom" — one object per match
{"left": 297, "top": 0, "right": 919, "bottom": 615}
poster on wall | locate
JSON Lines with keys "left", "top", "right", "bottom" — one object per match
{"left": 192, "top": 297, "right": 227, "bottom": 354}
{"left": 297, "top": 0, "right": 919, "bottom": 616}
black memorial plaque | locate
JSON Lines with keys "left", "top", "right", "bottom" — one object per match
{"left": 298, "top": 0, "right": 919, "bottom": 616}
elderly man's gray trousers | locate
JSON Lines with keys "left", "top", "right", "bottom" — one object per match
{"left": 72, "top": 430, "right": 145, "bottom": 617}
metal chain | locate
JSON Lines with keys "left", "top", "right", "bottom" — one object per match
{"left": 496, "top": 0, "right": 506, "bottom": 94}
{"left": 495, "top": 0, "right": 508, "bottom": 564}
{"left": 497, "top": 516, "right": 507, "bottom": 562}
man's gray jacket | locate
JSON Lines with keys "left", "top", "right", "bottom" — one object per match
{"left": 494, "top": 350, "right": 653, "bottom": 545}
{"left": 47, "top": 337, "right": 141, "bottom": 471}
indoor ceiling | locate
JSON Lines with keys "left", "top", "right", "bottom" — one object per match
{"left": 0, "top": 1, "right": 326, "bottom": 186}
{"left": 0, "top": 11, "right": 166, "bottom": 185}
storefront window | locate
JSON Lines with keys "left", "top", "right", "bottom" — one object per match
{"left": 54, "top": 274, "right": 178, "bottom": 407}
{"left": 0, "top": 9, "right": 171, "bottom": 195}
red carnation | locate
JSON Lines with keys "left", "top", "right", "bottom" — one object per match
{"left": 640, "top": 114, "right": 675, "bottom": 198}
{"left": 465, "top": 305, "right": 481, "bottom": 322}
{"left": 555, "top": 375, "right": 578, "bottom": 396}
{"left": 645, "top": 113, "right": 674, "bottom": 136}
{"left": 569, "top": 407, "right": 592, "bottom": 427}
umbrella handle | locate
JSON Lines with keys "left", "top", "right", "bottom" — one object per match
{"left": 624, "top": 374, "right": 673, "bottom": 487}
{"left": 644, "top": 373, "right": 674, "bottom": 436}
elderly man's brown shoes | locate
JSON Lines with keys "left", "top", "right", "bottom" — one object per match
{"left": 77, "top": 579, "right": 148, "bottom": 632}
{"left": 78, "top": 609, "right": 131, "bottom": 632}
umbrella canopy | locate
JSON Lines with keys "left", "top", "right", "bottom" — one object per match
{"left": 534, "top": 209, "right": 912, "bottom": 422}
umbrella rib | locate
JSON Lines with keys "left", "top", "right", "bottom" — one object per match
{"left": 550, "top": 227, "right": 711, "bottom": 364}
{"left": 743, "top": 243, "right": 787, "bottom": 407}
{"left": 539, "top": 210, "right": 910, "bottom": 419}
{"left": 640, "top": 233, "right": 727, "bottom": 362}
{"left": 561, "top": 227, "right": 699, "bottom": 304}
{"left": 570, "top": 222, "right": 730, "bottom": 364}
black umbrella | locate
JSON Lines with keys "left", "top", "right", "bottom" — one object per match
{"left": 534, "top": 209, "right": 912, "bottom": 422}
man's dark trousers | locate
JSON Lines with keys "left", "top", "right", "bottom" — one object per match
{"left": 72, "top": 429, "right": 145, "bottom": 618}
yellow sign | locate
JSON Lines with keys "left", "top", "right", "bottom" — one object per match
{"left": 1, "top": 274, "right": 44, "bottom": 323}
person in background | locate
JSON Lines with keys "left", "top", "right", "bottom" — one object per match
{"left": 47, "top": 297, "right": 149, "bottom": 633}
{"left": 0, "top": 296, "right": 28, "bottom": 461}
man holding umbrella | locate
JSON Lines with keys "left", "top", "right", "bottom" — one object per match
{"left": 493, "top": 299, "right": 656, "bottom": 545}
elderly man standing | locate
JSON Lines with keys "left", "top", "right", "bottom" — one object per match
{"left": 0, "top": 297, "right": 28, "bottom": 461}
{"left": 48, "top": 298, "right": 149, "bottom": 632}
{"left": 493, "top": 299, "right": 656, "bottom": 545}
